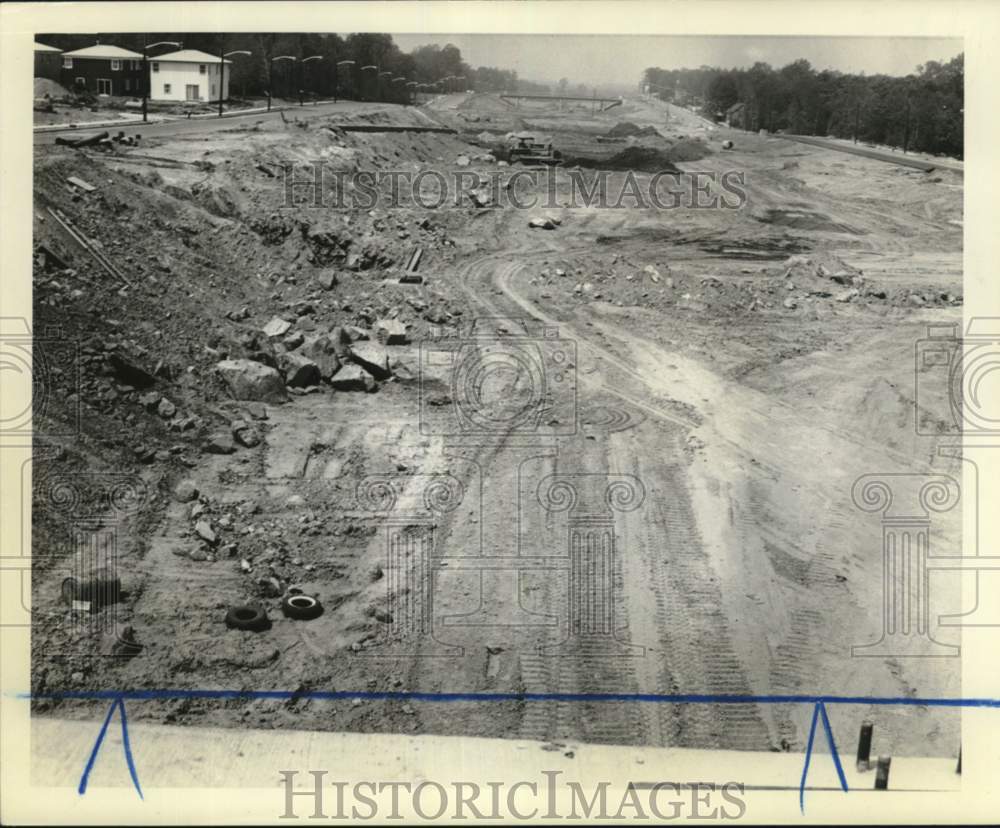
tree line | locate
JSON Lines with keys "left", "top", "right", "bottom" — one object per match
{"left": 39, "top": 32, "right": 550, "bottom": 103}
{"left": 643, "top": 55, "right": 963, "bottom": 158}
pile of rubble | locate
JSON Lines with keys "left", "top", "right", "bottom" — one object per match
{"left": 528, "top": 251, "right": 960, "bottom": 317}
{"left": 216, "top": 314, "right": 412, "bottom": 400}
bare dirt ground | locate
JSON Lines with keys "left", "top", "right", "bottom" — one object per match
{"left": 31, "top": 93, "right": 963, "bottom": 759}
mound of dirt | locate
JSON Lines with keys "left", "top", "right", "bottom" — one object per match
{"left": 607, "top": 121, "right": 660, "bottom": 138}
{"left": 595, "top": 146, "right": 682, "bottom": 172}
{"left": 34, "top": 77, "right": 70, "bottom": 98}
{"left": 665, "top": 137, "right": 712, "bottom": 162}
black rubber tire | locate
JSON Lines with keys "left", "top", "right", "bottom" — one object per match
{"left": 61, "top": 575, "right": 120, "bottom": 608}
{"left": 225, "top": 604, "right": 271, "bottom": 632}
{"left": 281, "top": 594, "right": 324, "bottom": 621}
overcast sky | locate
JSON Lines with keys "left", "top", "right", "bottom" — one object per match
{"left": 390, "top": 34, "right": 963, "bottom": 86}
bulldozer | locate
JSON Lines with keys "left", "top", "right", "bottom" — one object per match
{"left": 506, "top": 132, "right": 562, "bottom": 166}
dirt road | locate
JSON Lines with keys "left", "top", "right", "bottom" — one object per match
{"left": 31, "top": 94, "right": 963, "bottom": 759}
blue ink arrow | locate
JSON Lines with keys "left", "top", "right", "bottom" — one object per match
{"left": 78, "top": 696, "right": 143, "bottom": 799}
{"left": 799, "top": 701, "right": 848, "bottom": 812}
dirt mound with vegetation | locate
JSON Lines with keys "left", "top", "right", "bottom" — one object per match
{"left": 607, "top": 121, "right": 660, "bottom": 138}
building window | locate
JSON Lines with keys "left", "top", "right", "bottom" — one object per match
{"left": 97, "top": 78, "right": 111, "bottom": 95}
{"left": 124, "top": 79, "right": 131, "bottom": 92}
{"left": 152, "top": 62, "right": 159, "bottom": 72}
{"left": 164, "top": 83, "right": 171, "bottom": 94}
{"left": 199, "top": 64, "right": 206, "bottom": 74}
{"left": 63, "top": 57, "right": 73, "bottom": 68}
{"left": 75, "top": 77, "right": 85, "bottom": 88}
{"left": 111, "top": 60, "right": 121, "bottom": 71}
{"left": 132, "top": 60, "right": 141, "bottom": 71}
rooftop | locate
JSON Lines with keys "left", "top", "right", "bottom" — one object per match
{"left": 34, "top": 42, "right": 62, "bottom": 53}
{"left": 152, "top": 49, "right": 231, "bottom": 64}
{"left": 62, "top": 44, "right": 143, "bottom": 60}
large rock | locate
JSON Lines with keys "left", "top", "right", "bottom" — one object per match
{"left": 278, "top": 352, "right": 321, "bottom": 388}
{"left": 194, "top": 520, "right": 218, "bottom": 545}
{"left": 330, "top": 363, "right": 376, "bottom": 392}
{"left": 375, "top": 318, "right": 409, "bottom": 345}
{"left": 173, "top": 480, "right": 199, "bottom": 503}
{"left": 231, "top": 419, "right": 261, "bottom": 447}
{"left": 204, "top": 432, "right": 236, "bottom": 454}
{"left": 216, "top": 359, "right": 288, "bottom": 403}
{"left": 300, "top": 334, "right": 342, "bottom": 379}
{"left": 262, "top": 317, "right": 292, "bottom": 338}
{"left": 349, "top": 342, "right": 391, "bottom": 379}
{"left": 316, "top": 271, "right": 338, "bottom": 290}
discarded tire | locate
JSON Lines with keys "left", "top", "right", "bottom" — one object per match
{"left": 281, "top": 594, "right": 324, "bottom": 621}
{"left": 224, "top": 604, "right": 271, "bottom": 632}
{"left": 61, "top": 574, "right": 121, "bottom": 609}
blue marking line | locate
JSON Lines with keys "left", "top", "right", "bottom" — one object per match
{"left": 799, "top": 702, "right": 849, "bottom": 812}
{"left": 23, "top": 688, "right": 1000, "bottom": 706}
{"left": 77, "top": 696, "right": 143, "bottom": 799}
{"left": 26, "top": 688, "right": 978, "bottom": 809}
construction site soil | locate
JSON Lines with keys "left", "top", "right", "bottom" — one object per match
{"left": 32, "top": 94, "right": 964, "bottom": 758}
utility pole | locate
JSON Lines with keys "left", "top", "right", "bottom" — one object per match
{"left": 218, "top": 37, "right": 225, "bottom": 118}
{"left": 271, "top": 55, "right": 296, "bottom": 107}
{"left": 141, "top": 37, "right": 181, "bottom": 124}
{"left": 264, "top": 35, "right": 273, "bottom": 112}
{"left": 219, "top": 46, "right": 251, "bottom": 117}
{"left": 334, "top": 60, "right": 355, "bottom": 104}
{"left": 902, "top": 93, "right": 912, "bottom": 154}
{"left": 301, "top": 55, "right": 323, "bottom": 105}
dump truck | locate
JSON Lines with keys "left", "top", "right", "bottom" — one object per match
{"left": 506, "top": 132, "right": 561, "bottom": 166}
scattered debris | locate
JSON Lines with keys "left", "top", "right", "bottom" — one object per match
{"left": 67, "top": 176, "right": 96, "bottom": 192}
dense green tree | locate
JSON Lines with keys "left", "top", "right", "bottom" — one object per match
{"left": 643, "top": 53, "right": 963, "bottom": 157}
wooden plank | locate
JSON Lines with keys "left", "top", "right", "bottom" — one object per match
{"left": 407, "top": 247, "right": 423, "bottom": 273}
{"left": 67, "top": 176, "right": 96, "bottom": 192}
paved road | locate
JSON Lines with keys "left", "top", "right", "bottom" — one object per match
{"left": 781, "top": 134, "right": 963, "bottom": 174}
{"left": 33, "top": 99, "right": 400, "bottom": 145}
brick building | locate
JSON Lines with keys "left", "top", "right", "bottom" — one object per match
{"left": 60, "top": 44, "right": 145, "bottom": 97}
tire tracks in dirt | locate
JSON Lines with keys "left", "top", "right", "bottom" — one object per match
{"left": 444, "top": 245, "right": 779, "bottom": 749}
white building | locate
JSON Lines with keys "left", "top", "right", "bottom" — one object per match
{"left": 149, "top": 49, "right": 230, "bottom": 103}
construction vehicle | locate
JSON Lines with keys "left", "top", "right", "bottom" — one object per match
{"left": 506, "top": 132, "right": 562, "bottom": 166}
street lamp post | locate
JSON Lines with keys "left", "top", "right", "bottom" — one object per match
{"left": 271, "top": 55, "right": 295, "bottom": 109}
{"left": 360, "top": 65, "right": 376, "bottom": 101}
{"left": 218, "top": 48, "right": 251, "bottom": 117}
{"left": 141, "top": 38, "right": 181, "bottom": 123}
{"left": 300, "top": 55, "right": 323, "bottom": 105}
{"left": 334, "top": 59, "right": 355, "bottom": 104}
